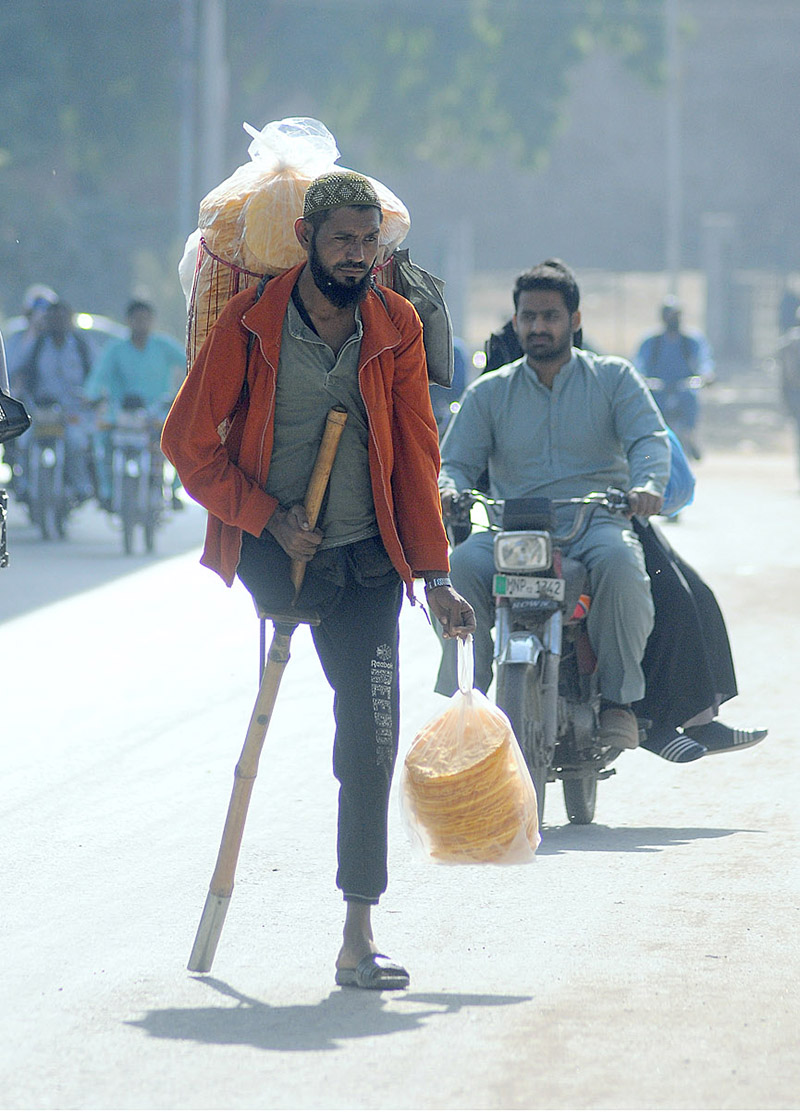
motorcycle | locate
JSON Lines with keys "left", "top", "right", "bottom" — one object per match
{"left": 106, "top": 395, "right": 168, "bottom": 555}
{"left": 644, "top": 374, "right": 706, "bottom": 461}
{"left": 446, "top": 487, "right": 637, "bottom": 826}
{"left": 23, "top": 399, "right": 71, "bottom": 540}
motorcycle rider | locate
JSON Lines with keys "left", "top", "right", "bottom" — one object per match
{"left": 633, "top": 297, "right": 714, "bottom": 460}
{"left": 14, "top": 299, "right": 95, "bottom": 505}
{"left": 84, "top": 299, "right": 185, "bottom": 508}
{"left": 481, "top": 290, "right": 766, "bottom": 761}
{"left": 436, "top": 259, "right": 670, "bottom": 752}
{"left": 2, "top": 285, "right": 58, "bottom": 485}
{"left": 5, "top": 285, "right": 59, "bottom": 386}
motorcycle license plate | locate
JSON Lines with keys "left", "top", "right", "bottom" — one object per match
{"left": 493, "top": 574, "right": 565, "bottom": 601}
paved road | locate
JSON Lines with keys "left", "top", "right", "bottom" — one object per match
{"left": 1, "top": 449, "right": 798, "bottom": 1110}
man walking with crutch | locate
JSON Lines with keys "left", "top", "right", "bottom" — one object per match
{"left": 162, "top": 170, "right": 474, "bottom": 990}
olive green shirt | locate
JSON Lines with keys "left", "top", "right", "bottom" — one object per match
{"left": 266, "top": 295, "right": 378, "bottom": 549}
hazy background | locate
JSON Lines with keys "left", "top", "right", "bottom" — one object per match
{"left": 1, "top": 0, "right": 798, "bottom": 368}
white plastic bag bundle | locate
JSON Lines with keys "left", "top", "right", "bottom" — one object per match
{"left": 400, "top": 638, "right": 540, "bottom": 865}
{"left": 179, "top": 116, "right": 411, "bottom": 365}
{"left": 199, "top": 117, "right": 340, "bottom": 277}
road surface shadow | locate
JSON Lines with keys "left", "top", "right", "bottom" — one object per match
{"left": 126, "top": 975, "right": 532, "bottom": 1052}
{"left": 536, "top": 824, "right": 758, "bottom": 855}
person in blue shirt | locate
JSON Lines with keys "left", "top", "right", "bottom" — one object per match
{"left": 86, "top": 300, "right": 184, "bottom": 420}
{"left": 634, "top": 297, "right": 714, "bottom": 460}
{"left": 85, "top": 300, "right": 185, "bottom": 507}
{"left": 15, "top": 300, "right": 95, "bottom": 503}
{"left": 5, "top": 285, "right": 60, "bottom": 389}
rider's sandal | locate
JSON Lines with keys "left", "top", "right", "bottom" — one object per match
{"left": 643, "top": 726, "right": 707, "bottom": 763}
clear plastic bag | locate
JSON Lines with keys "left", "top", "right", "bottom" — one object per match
{"left": 400, "top": 637, "right": 540, "bottom": 865}
{"left": 179, "top": 116, "right": 412, "bottom": 365}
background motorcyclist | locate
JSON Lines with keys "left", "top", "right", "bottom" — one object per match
{"left": 2, "top": 285, "right": 58, "bottom": 483}
{"left": 4, "top": 284, "right": 59, "bottom": 388}
{"left": 633, "top": 296, "right": 715, "bottom": 460}
{"left": 84, "top": 299, "right": 185, "bottom": 508}
{"left": 15, "top": 299, "right": 95, "bottom": 505}
{"left": 437, "top": 259, "right": 670, "bottom": 752}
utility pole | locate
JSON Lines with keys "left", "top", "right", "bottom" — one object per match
{"left": 199, "top": 0, "right": 229, "bottom": 196}
{"left": 665, "top": 0, "right": 682, "bottom": 296}
{"left": 178, "top": 0, "right": 198, "bottom": 239}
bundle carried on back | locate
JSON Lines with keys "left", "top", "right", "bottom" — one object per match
{"left": 178, "top": 117, "right": 412, "bottom": 367}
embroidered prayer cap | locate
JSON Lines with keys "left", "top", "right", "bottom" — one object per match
{"left": 302, "top": 171, "right": 381, "bottom": 219}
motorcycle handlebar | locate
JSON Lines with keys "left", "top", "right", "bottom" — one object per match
{"left": 645, "top": 374, "right": 708, "bottom": 392}
{"left": 445, "top": 487, "right": 630, "bottom": 545}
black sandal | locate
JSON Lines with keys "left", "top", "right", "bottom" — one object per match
{"left": 335, "top": 953, "right": 410, "bottom": 990}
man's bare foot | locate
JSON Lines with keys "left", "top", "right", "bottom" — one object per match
{"left": 336, "top": 901, "right": 379, "bottom": 971}
{"left": 334, "top": 903, "right": 409, "bottom": 989}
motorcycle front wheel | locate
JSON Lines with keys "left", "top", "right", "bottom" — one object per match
{"left": 563, "top": 776, "right": 597, "bottom": 825}
{"left": 144, "top": 465, "right": 164, "bottom": 553}
{"left": 36, "top": 463, "right": 65, "bottom": 541}
{"left": 144, "top": 513, "right": 156, "bottom": 553}
{"left": 496, "top": 661, "right": 548, "bottom": 826}
{"left": 120, "top": 472, "right": 138, "bottom": 555}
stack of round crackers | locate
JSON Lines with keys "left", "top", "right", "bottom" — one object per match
{"left": 199, "top": 161, "right": 312, "bottom": 277}
{"left": 181, "top": 124, "right": 412, "bottom": 365}
{"left": 403, "top": 697, "right": 539, "bottom": 864}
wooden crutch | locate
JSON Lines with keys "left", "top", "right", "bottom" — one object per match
{"left": 187, "top": 406, "right": 348, "bottom": 973}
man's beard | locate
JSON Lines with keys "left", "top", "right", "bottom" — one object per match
{"left": 522, "top": 330, "right": 572, "bottom": 363}
{"left": 309, "top": 237, "right": 373, "bottom": 308}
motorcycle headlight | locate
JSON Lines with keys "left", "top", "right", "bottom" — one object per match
{"left": 494, "top": 531, "right": 551, "bottom": 572}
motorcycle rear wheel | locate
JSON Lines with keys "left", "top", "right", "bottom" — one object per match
{"left": 496, "top": 662, "right": 548, "bottom": 826}
{"left": 563, "top": 776, "right": 597, "bottom": 825}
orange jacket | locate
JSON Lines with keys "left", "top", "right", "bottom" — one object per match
{"left": 161, "top": 264, "right": 449, "bottom": 595}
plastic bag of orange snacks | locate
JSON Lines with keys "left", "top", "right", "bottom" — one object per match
{"left": 400, "top": 637, "right": 540, "bottom": 865}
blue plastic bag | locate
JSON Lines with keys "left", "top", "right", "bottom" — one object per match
{"left": 661, "top": 427, "right": 695, "bottom": 517}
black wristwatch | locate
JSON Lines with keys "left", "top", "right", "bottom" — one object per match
{"left": 424, "top": 576, "right": 452, "bottom": 591}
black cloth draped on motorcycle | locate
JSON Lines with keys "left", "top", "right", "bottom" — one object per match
{"left": 632, "top": 519, "right": 737, "bottom": 728}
